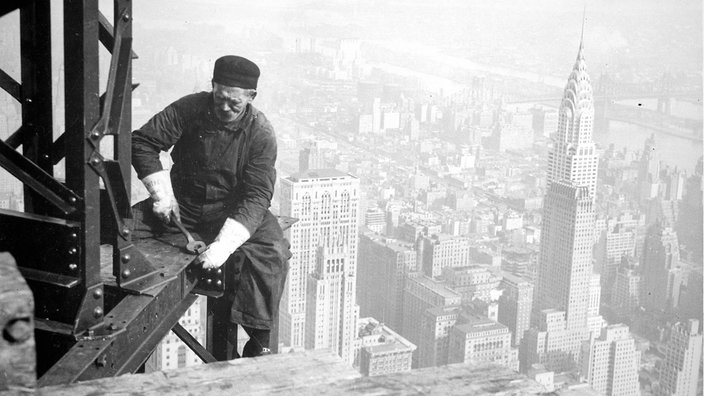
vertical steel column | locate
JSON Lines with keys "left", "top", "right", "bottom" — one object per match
{"left": 19, "top": 0, "right": 53, "bottom": 215}
{"left": 63, "top": 0, "right": 104, "bottom": 332}
{"left": 113, "top": 0, "right": 131, "bottom": 197}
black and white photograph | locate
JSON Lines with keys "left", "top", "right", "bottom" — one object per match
{"left": 0, "top": 0, "right": 701, "bottom": 394}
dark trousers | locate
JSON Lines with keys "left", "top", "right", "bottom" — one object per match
{"left": 131, "top": 200, "right": 288, "bottom": 358}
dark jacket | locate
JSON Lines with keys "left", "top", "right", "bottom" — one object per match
{"left": 132, "top": 92, "right": 289, "bottom": 330}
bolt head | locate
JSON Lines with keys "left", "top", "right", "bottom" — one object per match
{"left": 91, "top": 131, "right": 101, "bottom": 139}
{"left": 121, "top": 254, "right": 131, "bottom": 263}
{"left": 69, "top": 263, "right": 78, "bottom": 271}
{"left": 216, "top": 280, "right": 222, "bottom": 287}
{"left": 69, "top": 197, "right": 77, "bottom": 204}
{"left": 122, "top": 269, "right": 131, "bottom": 279}
{"left": 122, "top": 228, "right": 131, "bottom": 236}
{"left": 68, "top": 247, "right": 77, "bottom": 255}
{"left": 206, "top": 278, "right": 212, "bottom": 285}
{"left": 93, "top": 307, "right": 103, "bottom": 318}
{"left": 93, "top": 289, "right": 103, "bottom": 299}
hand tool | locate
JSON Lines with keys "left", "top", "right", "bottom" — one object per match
{"left": 172, "top": 217, "right": 207, "bottom": 254}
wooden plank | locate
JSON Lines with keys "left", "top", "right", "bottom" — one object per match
{"left": 319, "top": 362, "right": 548, "bottom": 395}
{"left": 36, "top": 349, "right": 550, "bottom": 395}
{"left": 37, "top": 350, "right": 360, "bottom": 396}
{"left": 0, "top": 252, "right": 36, "bottom": 393}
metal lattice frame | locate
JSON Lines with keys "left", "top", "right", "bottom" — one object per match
{"left": 0, "top": 0, "right": 228, "bottom": 384}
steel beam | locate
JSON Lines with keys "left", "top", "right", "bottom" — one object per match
{"left": 172, "top": 322, "right": 217, "bottom": 364}
{"left": 0, "top": 68, "right": 21, "bottom": 102}
{"left": 4, "top": 126, "right": 27, "bottom": 149}
{"left": 0, "top": 140, "right": 79, "bottom": 215}
{"left": 20, "top": 0, "right": 54, "bottom": 215}
{"left": 38, "top": 254, "right": 200, "bottom": 386}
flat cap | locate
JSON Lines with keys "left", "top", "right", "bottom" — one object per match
{"left": 212, "top": 55, "right": 260, "bottom": 90}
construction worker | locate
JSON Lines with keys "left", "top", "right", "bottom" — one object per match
{"left": 131, "top": 55, "right": 290, "bottom": 358}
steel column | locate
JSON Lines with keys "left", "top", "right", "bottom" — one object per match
{"left": 63, "top": 0, "right": 104, "bottom": 332}
{"left": 20, "top": 0, "right": 53, "bottom": 215}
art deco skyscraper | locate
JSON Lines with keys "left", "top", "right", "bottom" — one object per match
{"left": 524, "top": 27, "right": 603, "bottom": 371}
{"left": 279, "top": 170, "right": 360, "bottom": 364}
{"left": 533, "top": 29, "right": 599, "bottom": 329}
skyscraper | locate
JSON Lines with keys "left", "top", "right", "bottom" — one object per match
{"left": 279, "top": 169, "right": 360, "bottom": 363}
{"left": 640, "top": 222, "right": 682, "bottom": 313}
{"left": 526, "top": 27, "right": 603, "bottom": 371}
{"left": 580, "top": 324, "right": 641, "bottom": 396}
{"left": 357, "top": 231, "right": 417, "bottom": 332}
{"left": 498, "top": 272, "right": 533, "bottom": 346}
{"left": 402, "top": 272, "right": 462, "bottom": 368}
{"left": 657, "top": 319, "right": 703, "bottom": 396}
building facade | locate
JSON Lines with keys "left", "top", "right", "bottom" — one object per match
{"left": 357, "top": 231, "right": 416, "bottom": 332}
{"left": 401, "top": 272, "right": 461, "bottom": 368}
{"left": 279, "top": 169, "right": 360, "bottom": 364}
{"left": 656, "top": 319, "right": 702, "bottom": 396}
{"left": 418, "top": 233, "right": 471, "bottom": 278}
{"left": 640, "top": 222, "right": 682, "bottom": 313}
{"left": 354, "top": 317, "right": 416, "bottom": 377}
{"left": 580, "top": 325, "right": 641, "bottom": 396}
{"left": 498, "top": 272, "right": 533, "bottom": 346}
{"left": 448, "top": 313, "right": 519, "bottom": 372}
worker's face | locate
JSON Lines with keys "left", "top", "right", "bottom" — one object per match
{"left": 212, "top": 82, "right": 257, "bottom": 122}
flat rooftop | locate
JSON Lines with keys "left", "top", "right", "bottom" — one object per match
{"left": 287, "top": 168, "right": 356, "bottom": 182}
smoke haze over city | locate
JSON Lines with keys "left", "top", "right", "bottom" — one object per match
{"left": 0, "top": 0, "right": 701, "bottom": 393}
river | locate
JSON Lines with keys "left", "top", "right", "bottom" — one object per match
{"left": 596, "top": 121, "right": 702, "bottom": 173}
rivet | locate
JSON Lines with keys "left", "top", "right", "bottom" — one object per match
{"left": 25, "top": 98, "right": 32, "bottom": 103}
{"left": 68, "top": 247, "right": 77, "bottom": 255}
{"left": 121, "top": 254, "right": 131, "bottom": 263}
{"left": 122, "top": 228, "right": 130, "bottom": 236}
{"left": 91, "top": 130, "right": 101, "bottom": 139}
{"left": 216, "top": 280, "right": 222, "bottom": 287}
{"left": 91, "top": 156, "right": 101, "bottom": 165}
{"left": 93, "top": 289, "right": 103, "bottom": 299}
{"left": 93, "top": 307, "right": 103, "bottom": 318}
{"left": 69, "top": 263, "right": 78, "bottom": 271}
{"left": 123, "top": 13, "right": 130, "bottom": 21}
{"left": 217, "top": 269, "right": 222, "bottom": 274}
{"left": 206, "top": 278, "right": 212, "bottom": 285}
{"left": 69, "top": 197, "right": 77, "bottom": 204}
{"left": 122, "top": 269, "right": 131, "bottom": 279}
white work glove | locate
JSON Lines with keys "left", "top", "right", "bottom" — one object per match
{"left": 141, "top": 170, "right": 180, "bottom": 224}
{"left": 198, "top": 218, "right": 251, "bottom": 269}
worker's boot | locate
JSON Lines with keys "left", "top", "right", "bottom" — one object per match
{"left": 241, "top": 326, "right": 271, "bottom": 357}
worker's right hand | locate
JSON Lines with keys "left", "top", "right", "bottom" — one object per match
{"left": 141, "top": 170, "right": 181, "bottom": 224}
{"left": 153, "top": 197, "right": 180, "bottom": 224}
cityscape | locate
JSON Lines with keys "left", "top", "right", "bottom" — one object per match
{"left": 0, "top": 0, "right": 702, "bottom": 394}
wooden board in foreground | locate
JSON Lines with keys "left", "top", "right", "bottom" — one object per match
{"left": 37, "top": 349, "right": 554, "bottom": 396}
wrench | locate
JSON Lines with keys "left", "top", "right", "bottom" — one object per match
{"left": 172, "top": 217, "right": 207, "bottom": 254}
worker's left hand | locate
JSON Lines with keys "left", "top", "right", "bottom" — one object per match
{"left": 197, "top": 241, "right": 231, "bottom": 269}
{"left": 196, "top": 218, "right": 251, "bottom": 269}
